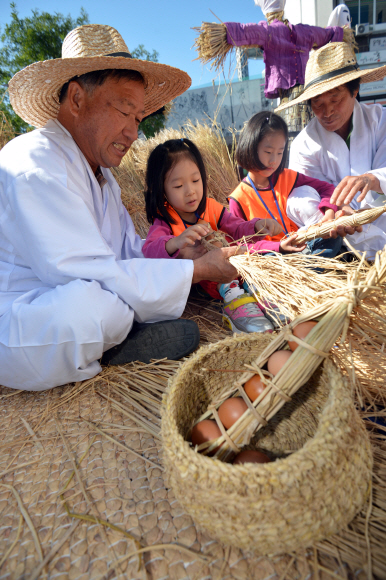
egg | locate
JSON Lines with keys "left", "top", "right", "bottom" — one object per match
{"left": 288, "top": 321, "right": 318, "bottom": 351}
{"left": 267, "top": 350, "right": 292, "bottom": 376}
{"left": 218, "top": 397, "right": 248, "bottom": 430}
{"left": 190, "top": 420, "right": 222, "bottom": 449}
{"left": 233, "top": 450, "right": 271, "bottom": 464}
{"left": 244, "top": 375, "right": 266, "bottom": 402}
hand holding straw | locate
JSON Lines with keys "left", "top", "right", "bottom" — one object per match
{"left": 294, "top": 205, "right": 386, "bottom": 245}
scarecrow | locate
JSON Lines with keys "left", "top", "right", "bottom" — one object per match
{"left": 194, "top": 0, "right": 355, "bottom": 142}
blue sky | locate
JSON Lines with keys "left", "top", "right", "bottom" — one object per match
{"left": 1, "top": 0, "right": 265, "bottom": 88}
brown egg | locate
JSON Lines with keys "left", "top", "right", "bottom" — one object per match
{"left": 288, "top": 321, "right": 318, "bottom": 351}
{"left": 190, "top": 420, "right": 221, "bottom": 448}
{"left": 267, "top": 350, "right": 292, "bottom": 376}
{"left": 233, "top": 450, "right": 271, "bottom": 464}
{"left": 218, "top": 397, "right": 248, "bottom": 430}
{"left": 244, "top": 375, "right": 266, "bottom": 402}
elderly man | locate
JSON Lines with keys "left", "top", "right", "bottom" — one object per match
{"left": 0, "top": 24, "right": 239, "bottom": 391}
{"left": 277, "top": 42, "right": 386, "bottom": 258}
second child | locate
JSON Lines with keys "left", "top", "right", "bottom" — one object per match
{"left": 142, "top": 138, "right": 304, "bottom": 334}
{"left": 229, "top": 112, "right": 343, "bottom": 258}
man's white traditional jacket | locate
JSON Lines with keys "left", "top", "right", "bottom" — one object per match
{"left": 0, "top": 120, "right": 193, "bottom": 322}
{"left": 289, "top": 100, "right": 386, "bottom": 258}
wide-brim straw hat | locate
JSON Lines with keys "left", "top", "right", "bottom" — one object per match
{"left": 276, "top": 41, "right": 386, "bottom": 112}
{"left": 8, "top": 24, "right": 192, "bottom": 128}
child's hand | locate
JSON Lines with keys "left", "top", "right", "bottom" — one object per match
{"left": 165, "top": 223, "right": 211, "bottom": 256}
{"left": 254, "top": 218, "right": 283, "bottom": 237}
{"left": 279, "top": 234, "right": 306, "bottom": 253}
{"left": 319, "top": 208, "right": 336, "bottom": 223}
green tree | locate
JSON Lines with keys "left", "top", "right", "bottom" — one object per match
{"left": 0, "top": 3, "right": 89, "bottom": 133}
{"left": 131, "top": 44, "right": 168, "bottom": 138}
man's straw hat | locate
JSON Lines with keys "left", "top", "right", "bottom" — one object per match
{"left": 275, "top": 42, "right": 386, "bottom": 112}
{"left": 8, "top": 24, "right": 191, "bottom": 128}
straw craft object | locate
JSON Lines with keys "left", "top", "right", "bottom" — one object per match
{"left": 293, "top": 205, "right": 386, "bottom": 245}
{"left": 162, "top": 334, "right": 372, "bottom": 554}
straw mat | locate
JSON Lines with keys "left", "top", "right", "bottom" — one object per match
{"left": 0, "top": 293, "right": 386, "bottom": 579}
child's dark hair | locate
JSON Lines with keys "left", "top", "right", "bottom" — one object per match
{"left": 236, "top": 111, "right": 288, "bottom": 177}
{"left": 144, "top": 138, "right": 207, "bottom": 225}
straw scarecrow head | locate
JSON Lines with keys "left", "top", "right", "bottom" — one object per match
{"left": 276, "top": 42, "right": 386, "bottom": 112}
{"left": 8, "top": 24, "right": 191, "bottom": 128}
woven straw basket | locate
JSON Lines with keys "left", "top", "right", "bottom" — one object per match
{"left": 161, "top": 333, "right": 372, "bottom": 555}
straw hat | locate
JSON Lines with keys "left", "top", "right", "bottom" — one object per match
{"left": 8, "top": 24, "right": 191, "bottom": 128}
{"left": 276, "top": 42, "right": 386, "bottom": 112}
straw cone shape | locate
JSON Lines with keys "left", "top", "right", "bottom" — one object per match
{"left": 161, "top": 333, "right": 372, "bottom": 554}
{"left": 294, "top": 205, "right": 386, "bottom": 244}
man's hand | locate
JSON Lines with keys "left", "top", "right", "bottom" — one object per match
{"left": 254, "top": 218, "right": 283, "bottom": 237}
{"left": 178, "top": 243, "right": 207, "bottom": 260}
{"left": 279, "top": 234, "right": 306, "bottom": 253}
{"left": 330, "top": 174, "right": 381, "bottom": 206}
{"left": 165, "top": 223, "right": 210, "bottom": 256}
{"left": 318, "top": 206, "right": 362, "bottom": 237}
{"left": 192, "top": 247, "right": 239, "bottom": 284}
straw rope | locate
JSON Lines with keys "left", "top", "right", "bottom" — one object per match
{"left": 292, "top": 205, "right": 386, "bottom": 245}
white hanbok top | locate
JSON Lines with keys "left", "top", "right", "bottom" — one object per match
{"left": 0, "top": 120, "right": 193, "bottom": 322}
{"left": 289, "top": 101, "right": 386, "bottom": 259}
{"left": 289, "top": 100, "right": 386, "bottom": 206}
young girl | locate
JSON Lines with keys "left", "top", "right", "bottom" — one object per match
{"left": 229, "top": 112, "right": 343, "bottom": 258}
{"left": 142, "top": 138, "right": 303, "bottom": 334}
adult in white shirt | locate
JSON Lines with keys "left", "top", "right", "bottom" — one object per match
{"left": 0, "top": 24, "right": 238, "bottom": 391}
{"left": 277, "top": 42, "right": 386, "bottom": 258}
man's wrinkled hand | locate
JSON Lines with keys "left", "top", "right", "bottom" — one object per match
{"left": 178, "top": 242, "right": 207, "bottom": 260}
{"left": 330, "top": 174, "right": 380, "bottom": 206}
{"left": 192, "top": 246, "right": 239, "bottom": 284}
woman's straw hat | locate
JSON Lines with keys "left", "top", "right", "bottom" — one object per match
{"left": 276, "top": 42, "right": 386, "bottom": 112}
{"left": 8, "top": 24, "right": 191, "bottom": 128}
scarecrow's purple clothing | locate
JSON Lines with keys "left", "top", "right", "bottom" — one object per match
{"left": 224, "top": 21, "right": 344, "bottom": 98}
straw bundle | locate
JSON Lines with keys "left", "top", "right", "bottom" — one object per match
{"left": 161, "top": 333, "right": 372, "bottom": 554}
{"left": 294, "top": 205, "right": 386, "bottom": 245}
{"left": 192, "top": 22, "right": 236, "bottom": 72}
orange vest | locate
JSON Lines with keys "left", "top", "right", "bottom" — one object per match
{"left": 166, "top": 198, "right": 225, "bottom": 236}
{"left": 229, "top": 169, "right": 299, "bottom": 243}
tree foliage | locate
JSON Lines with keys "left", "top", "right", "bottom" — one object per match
{"left": 130, "top": 45, "right": 167, "bottom": 138}
{"left": 0, "top": 3, "right": 89, "bottom": 133}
